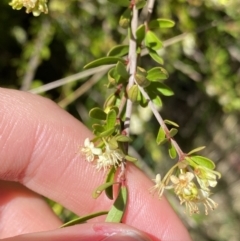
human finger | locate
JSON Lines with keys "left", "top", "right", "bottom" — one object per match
{"left": 0, "top": 181, "right": 61, "bottom": 238}
{"left": 3, "top": 223, "right": 152, "bottom": 241}
{"left": 0, "top": 88, "right": 191, "bottom": 241}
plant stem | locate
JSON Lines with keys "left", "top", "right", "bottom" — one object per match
{"left": 139, "top": 86, "right": 186, "bottom": 160}
{"left": 146, "top": 0, "right": 155, "bottom": 22}
{"left": 124, "top": 6, "right": 138, "bottom": 136}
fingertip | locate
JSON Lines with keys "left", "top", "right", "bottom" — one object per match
{"left": 4, "top": 223, "right": 153, "bottom": 241}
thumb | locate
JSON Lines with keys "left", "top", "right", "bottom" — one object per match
{"left": 3, "top": 223, "right": 153, "bottom": 241}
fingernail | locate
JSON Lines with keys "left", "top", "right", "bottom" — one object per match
{"left": 93, "top": 224, "right": 152, "bottom": 241}
{"left": 104, "top": 231, "right": 152, "bottom": 241}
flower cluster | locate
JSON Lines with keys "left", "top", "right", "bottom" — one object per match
{"left": 151, "top": 160, "right": 221, "bottom": 215}
{"left": 9, "top": 0, "right": 48, "bottom": 16}
{"left": 81, "top": 138, "right": 125, "bottom": 171}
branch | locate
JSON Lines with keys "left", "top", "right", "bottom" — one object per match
{"left": 124, "top": 6, "right": 138, "bottom": 136}
{"left": 139, "top": 85, "right": 185, "bottom": 160}
{"left": 28, "top": 65, "right": 112, "bottom": 94}
{"left": 58, "top": 70, "right": 107, "bottom": 108}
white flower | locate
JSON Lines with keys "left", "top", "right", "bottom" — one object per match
{"left": 96, "top": 143, "right": 125, "bottom": 171}
{"left": 9, "top": 0, "right": 48, "bottom": 16}
{"left": 81, "top": 138, "right": 102, "bottom": 163}
{"left": 150, "top": 174, "right": 173, "bottom": 198}
{"left": 194, "top": 166, "right": 221, "bottom": 191}
{"left": 198, "top": 189, "right": 218, "bottom": 215}
{"left": 170, "top": 172, "right": 195, "bottom": 195}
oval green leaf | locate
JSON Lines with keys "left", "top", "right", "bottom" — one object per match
{"left": 115, "top": 135, "right": 132, "bottom": 142}
{"left": 136, "top": 24, "right": 146, "bottom": 44}
{"left": 145, "top": 31, "right": 163, "bottom": 51}
{"left": 105, "top": 167, "right": 117, "bottom": 199}
{"left": 147, "top": 67, "right": 169, "bottom": 81}
{"left": 156, "top": 83, "right": 174, "bottom": 96}
{"left": 84, "top": 57, "right": 123, "bottom": 69}
{"left": 169, "top": 143, "right": 177, "bottom": 159}
{"left": 106, "top": 109, "right": 117, "bottom": 130}
{"left": 127, "top": 84, "right": 139, "bottom": 102}
{"left": 187, "top": 146, "right": 206, "bottom": 155}
{"left": 164, "top": 119, "right": 179, "bottom": 128}
{"left": 107, "top": 45, "right": 129, "bottom": 57}
{"left": 116, "top": 61, "right": 129, "bottom": 79}
{"left": 169, "top": 128, "right": 178, "bottom": 138}
{"left": 149, "top": 18, "right": 175, "bottom": 29}
{"left": 105, "top": 186, "right": 128, "bottom": 223}
{"left": 89, "top": 107, "right": 107, "bottom": 120}
{"left": 92, "top": 124, "right": 105, "bottom": 134}
{"left": 137, "top": 91, "right": 148, "bottom": 107}
{"left": 110, "top": 106, "right": 119, "bottom": 115}
{"left": 148, "top": 48, "right": 164, "bottom": 65}
{"left": 98, "top": 127, "right": 115, "bottom": 138}
{"left": 157, "top": 126, "right": 165, "bottom": 145}
{"left": 135, "top": 67, "right": 150, "bottom": 87}
{"left": 104, "top": 94, "right": 117, "bottom": 109}
{"left": 119, "top": 8, "right": 131, "bottom": 29}
{"left": 190, "top": 156, "right": 215, "bottom": 170}
{"left": 125, "top": 155, "right": 138, "bottom": 162}
{"left": 152, "top": 95, "right": 162, "bottom": 107}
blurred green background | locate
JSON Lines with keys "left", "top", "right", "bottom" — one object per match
{"left": 1, "top": 0, "right": 240, "bottom": 240}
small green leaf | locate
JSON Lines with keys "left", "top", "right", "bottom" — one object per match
{"left": 104, "top": 94, "right": 117, "bottom": 109}
{"left": 169, "top": 128, "right": 178, "bottom": 138}
{"left": 135, "top": 0, "right": 147, "bottom": 9}
{"left": 107, "top": 68, "right": 118, "bottom": 88}
{"left": 164, "top": 120, "right": 179, "bottom": 128}
{"left": 146, "top": 87, "right": 163, "bottom": 107}
{"left": 108, "top": 138, "right": 118, "bottom": 150}
{"left": 92, "top": 124, "right": 105, "bottom": 134}
{"left": 135, "top": 67, "right": 150, "bottom": 87}
{"left": 116, "top": 61, "right": 129, "bottom": 79}
{"left": 156, "top": 83, "right": 174, "bottom": 96}
{"left": 110, "top": 106, "right": 119, "bottom": 116}
{"left": 106, "top": 109, "right": 117, "bottom": 130}
{"left": 60, "top": 211, "right": 108, "bottom": 228}
{"left": 127, "top": 84, "right": 139, "bottom": 102}
{"left": 108, "top": 45, "right": 129, "bottom": 57}
{"left": 89, "top": 107, "right": 107, "bottom": 120}
{"left": 145, "top": 31, "right": 163, "bottom": 51}
{"left": 149, "top": 18, "right": 175, "bottom": 29}
{"left": 137, "top": 91, "right": 148, "bottom": 107}
{"left": 125, "top": 155, "right": 138, "bottom": 162}
{"left": 106, "top": 186, "right": 128, "bottom": 223}
{"left": 187, "top": 146, "right": 206, "bottom": 155}
{"left": 152, "top": 95, "right": 162, "bottom": 107}
{"left": 148, "top": 48, "right": 164, "bottom": 65}
{"left": 107, "top": 0, "right": 130, "bottom": 6}
{"left": 168, "top": 143, "right": 177, "bottom": 159}
{"left": 190, "top": 156, "right": 216, "bottom": 170}
{"left": 105, "top": 167, "right": 117, "bottom": 199}
{"left": 115, "top": 135, "right": 132, "bottom": 142}
{"left": 84, "top": 57, "right": 123, "bottom": 69}
{"left": 98, "top": 128, "right": 115, "bottom": 138}
{"left": 147, "top": 67, "right": 169, "bottom": 81}
{"left": 119, "top": 8, "right": 131, "bottom": 29}
{"left": 93, "top": 181, "right": 117, "bottom": 199}
{"left": 157, "top": 127, "right": 165, "bottom": 145}
{"left": 136, "top": 24, "right": 146, "bottom": 44}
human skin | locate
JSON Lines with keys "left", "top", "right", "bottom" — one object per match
{"left": 0, "top": 88, "right": 192, "bottom": 241}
